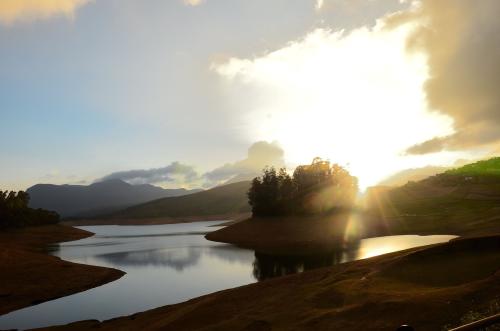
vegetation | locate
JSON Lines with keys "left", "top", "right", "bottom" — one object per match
{"left": 444, "top": 157, "right": 500, "bottom": 178}
{"left": 364, "top": 156, "right": 500, "bottom": 237}
{"left": 248, "top": 158, "right": 358, "bottom": 217}
{"left": 0, "top": 190, "right": 59, "bottom": 228}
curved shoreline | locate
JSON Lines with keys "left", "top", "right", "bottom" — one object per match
{"left": 0, "top": 225, "right": 125, "bottom": 315}
{"left": 35, "top": 235, "right": 500, "bottom": 331}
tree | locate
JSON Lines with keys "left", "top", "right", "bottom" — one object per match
{"left": 248, "top": 158, "right": 358, "bottom": 217}
{"left": 0, "top": 190, "right": 59, "bottom": 228}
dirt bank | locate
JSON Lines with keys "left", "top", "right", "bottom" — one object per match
{"left": 205, "top": 208, "right": 500, "bottom": 254}
{"left": 36, "top": 235, "right": 500, "bottom": 331}
{"left": 205, "top": 212, "right": 362, "bottom": 255}
{"left": 0, "top": 225, "right": 125, "bottom": 315}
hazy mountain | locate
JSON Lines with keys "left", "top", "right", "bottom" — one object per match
{"left": 110, "top": 181, "right": 251, "bottom": 219}
{"left": 27, "top": 179, "right": 202, "bottom": 218}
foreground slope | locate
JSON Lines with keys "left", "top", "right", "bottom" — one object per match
{"left": 109, "top": 181, "right": 251, "bottom": 219}
{"left": 38, "top": 235, "right": 500, "bottom": 331}
{"left": 27, "top": 179, "right": 200, "bottom": 218}
{"left": 0, "top": 225, "right": 124, "bottom": 314}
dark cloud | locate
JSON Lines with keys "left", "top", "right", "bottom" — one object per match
{"left": 203, "top": 141, "right": 285, "bottom": 185}
{"left": 388, "top": 1, "right": 500, "bottom": 154}
{"left": 99, "top": 162, "right": 199, "bottom": 185}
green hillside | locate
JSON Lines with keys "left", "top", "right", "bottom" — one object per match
{"left": 444, "top": 157, "right": 500, "bottom": 177}
{"left": 364, "top": 157, "right": 500, "bottom": 236}
{"left": 110, "top": 181, "right": 251, "bottom": 219}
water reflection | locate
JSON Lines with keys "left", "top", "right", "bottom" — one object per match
{"left": 252, "top": 240, "right": 361, "bottom": 280}
{"left": 91, "top": 244, "right": 256, "bottom": 270}
{"left": 253, "top": 252, "right": 333, "bottom": 280}
{"left": 0, "top": 222, "right": 456, "bottom": 331}
{"left": 251, "top": 235, "right": 457, "bottom": 281}
{"left": 95, "top": 248, "right": 202, "bottom": 270}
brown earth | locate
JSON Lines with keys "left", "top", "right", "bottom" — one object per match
{"left": 206, "top": 212, "right": 500, "bottom": 255}
{"left": 0, "top": 225, "right": 125, "bottom": 315}
{"left": 35, "top": 235, "right": 500, "bottom": 331}
{"left": 205, "top": 213, "right": 356, "bottom": 255}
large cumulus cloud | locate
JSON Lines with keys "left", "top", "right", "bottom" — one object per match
{"left": 389, "top": 1, "right": 500, "bottom": 154}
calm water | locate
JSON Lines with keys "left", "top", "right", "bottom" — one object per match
{"left": 0, "top": 221, "right": 456, "bottom": 330}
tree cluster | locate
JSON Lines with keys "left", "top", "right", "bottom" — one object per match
{"left": 248, "top": 158, "right": 358, "bottom": 217}
{"left": 0, "top": 190, "right": 59, "bottom": 228}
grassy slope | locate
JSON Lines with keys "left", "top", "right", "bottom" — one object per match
{"left": 364, "top": 159, "right": 500, "bottom": 237}
{"left": 108, "top": 181, "right": 251, "bottom": 219}
{"left": 445, "top": 157, "right": 500, "bottom": 177}
{"left": 0, "top": 225, "right": 124, "bottom": 314}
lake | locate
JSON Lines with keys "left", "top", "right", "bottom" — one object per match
{"left": 0, "top": 221, "right": 456, "bottom": 330}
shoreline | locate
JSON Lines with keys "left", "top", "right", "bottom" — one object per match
{"left": 205, "top": 211, "right": 500, "bottom": 255}
{"left": 0, "top": 225, "right": 125, "bottom": 315}
{"left": 35, "top": 235, "right": 500, "bottom": 331}
{"left": 205, "top": 213, "right": 361, "bottom": 255}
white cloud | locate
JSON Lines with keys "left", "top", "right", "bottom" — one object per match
{"left": 213, "top": 19, "right": 459, "bottom": 188}
{"left": 98, "top": 162, "right": 199, "bottom": 187}
{"left": 204, "top": 141, "right": 285, "bottom": 186}
{"left": 0, "top": 0, "right": 91, "bottom": 24}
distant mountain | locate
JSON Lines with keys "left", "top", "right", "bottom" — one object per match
{"left": 110, "top": 180, "right": 251, "bottom": 219}
{"left": 27, "top": 179, "right": 202, "bottom": 218}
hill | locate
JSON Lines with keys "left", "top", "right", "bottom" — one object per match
{"left": 364, "top": 157, "right": 500, "bottom": 236}
{"left": 27, "top": 179, "right": 201, "bottom": 218}
{"left": 109, "top": 181, "right": 251, "bottom": 219}
{"left": 444, "top": 157, "right": 500, "bottom": 177}
{"left": 377, "top": 165, "right": 449, "bottom": 186}
{"left": 205, "top": 158, "right": 500, "bottom": 255}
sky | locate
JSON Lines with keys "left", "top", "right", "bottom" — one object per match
{"left": 1, "top": 0, "right": 499, "bottom": 191}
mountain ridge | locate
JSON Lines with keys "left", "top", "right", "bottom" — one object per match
{"left": 27, "top": 179, "right": 202, "bottom": 218}
{"left": 108, "top": 180, "right": 251, "bottom": 219}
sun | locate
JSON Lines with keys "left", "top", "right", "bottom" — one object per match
{"left": 215, "top": 22, "right": 456, "bottom": 189}
{"left": 233, "top": 31, "right": 459, "bottom": 189}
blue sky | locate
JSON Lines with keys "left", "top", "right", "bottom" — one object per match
{"left": 1, "top": 0, "right": 498, "bottom": 190}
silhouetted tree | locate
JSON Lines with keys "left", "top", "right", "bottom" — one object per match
{"left": 248, "top": 158, "right": 358, "bottom": 217}
{"left": 0, "top": 190, "right": 59, "bottom": 228}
